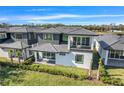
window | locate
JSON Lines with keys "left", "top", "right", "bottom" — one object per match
{"left": 43, "top": 34, "right": 53, "bottom": 40}
{"left": 0, "top": 33, "right": 7, "bottom": 39}
{"left": 29, "top": 32, "right": 36, "bottom": 40}
{"left": 109, "top": 50, "right": 124, "bottom": 59}
{"left": 75, "top": 54, "right": 84, "bottom": 64}
{"left": 43, "top": 52, "right": 55, "bottom": 60}
{"left": 73, "top": 37, "right": 90, "bottom": 46}
{"left": 59, "top": 53, "right": 66, "bottom": 56}
{"left": 62, "top": 34, "right": 68, "bottom": 42}
{"left": 16, "top": 33, "right": 22, "bottom": 39}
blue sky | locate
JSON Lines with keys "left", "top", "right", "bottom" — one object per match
{"left": 0, "top": 6, "right": 124, "bottom": 25}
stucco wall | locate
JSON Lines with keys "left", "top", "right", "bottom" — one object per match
{"left": 56, "top": 51, "right": 93, "bottom": 69}
{"left": 0, "top": 48, "right": 9, "bottom": 58}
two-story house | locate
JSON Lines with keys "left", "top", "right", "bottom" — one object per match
{"left": 0, "top": 27, "right": 44, "bottom": 61}
{"left": 31, "top": 27, "right": 97, "bottom": 69}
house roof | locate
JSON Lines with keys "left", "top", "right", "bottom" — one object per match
{"left": 0, "top": 39, "right": 28, "bottom": 49}
{"left": 67, "top": 28, "right": 98, "bottom": 36}
{"left": 55, "top": 26, "right": 82, "bottom": 34}
{"left": 36, "top": 27, "right": 61, "bottom": 34}
{"left": 7, "top": 27, "right": 45, "bottom": 33}
{"left": 1, "top": 26, "right": 97, "bottom": 36}
{"left": 96, "top": 34, "right": 124, "bottom": 51}
{"left": 0, "top": 28, "right": 9, "bottom": 33}
{"left": 30, "top": 43, "right": 69, "bottom": 53}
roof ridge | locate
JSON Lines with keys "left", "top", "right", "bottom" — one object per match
{"left": 105, "top": 39, "right": 121, "bottom": 49}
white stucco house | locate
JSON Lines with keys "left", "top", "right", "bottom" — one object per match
{"left": 30, "top": 27, "right": 98, "bottom": 69}
{"left": 94, "top": 34, "right": 124, "bottom": 67}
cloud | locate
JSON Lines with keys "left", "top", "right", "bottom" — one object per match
{"left": 16, "top": 14, "right": 124, "bottom": 21}
{"left": 0, "top": 17, "right": 8, "bottom": 21}
{"left": 26, "top": 8, "right": 50, "bottom": 12}
{"left": 17, "top": 14, "right": 80, "bottom": 20}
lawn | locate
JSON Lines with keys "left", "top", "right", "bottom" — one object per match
{"left": 106, "top": 67, "right": 124, "bottom": 84}
{"left": 0, "top": 66, "right": 105, "bottom": 86}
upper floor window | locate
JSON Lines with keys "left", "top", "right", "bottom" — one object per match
{"left": 16, "top": 33, "right": 22, "bottom": 39}
{"left": 0, "top": 33, "right": 7, "bottom": 39}
{"left": 43, "top": 33, "right": 53, "bottom": 40}
{"left": 73, "top": 37, "right": 90, "bottom": 46}
{"left": 29, "top": 32, "right": 36, "bottom": 40}
{"left": 109, "top": 50, "right": 124, "bottom": 59}
{"left": 62, "top": 34, "right": 68, "bottom": 42}
{"left": 75, "top": 54, "right": 84, "bottom": 64}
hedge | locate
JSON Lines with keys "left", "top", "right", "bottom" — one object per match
{"left": 0, "top": 61, "right": 88, "bottom": 80}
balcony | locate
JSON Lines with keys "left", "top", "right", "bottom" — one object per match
{"left": 70, "top": 44, "right": 92, "bottom": 52}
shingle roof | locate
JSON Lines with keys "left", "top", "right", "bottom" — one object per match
{"left": 67, "top": 28, "right": 97, "bottom": 36}
{"left": 106, "top": 38, "right": 124, "bottom": 50}
{"left": 96, "top": 34, "right": 124, "bottom": 50}
{"left": 0, "top": 39, "right": 28, "bottom": 49}
{"left": 36, "top": 27, "right": 61, "bottom": 34}
{"left": 0, "top": 28, "right": 9, "bottom": 33}
{"left": 0, "top": 26, "right": 97, "bottom": 36}
{"left": 55, "top": 26, "right": 82, "bottom": 34}
{"left": 7, "top": 27, "right": 45, "bottom": 33}
{"left": 30, "top": 43, "right": 69, "bottom": 53}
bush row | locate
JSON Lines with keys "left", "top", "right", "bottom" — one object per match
{"left": 0, "top": 61, "right": 88, "bottom": 80}
{"left": 99, "top": 59, "right": 123, "bottom": 86}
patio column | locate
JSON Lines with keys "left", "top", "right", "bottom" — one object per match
{"left": 105, "top": 50, "right": 109, "bottom": 65}
{"left": 68, "top": 36, "right": 71, "bottom": 50}
{"left": 34, "top": 51, "right": 37, "bottom": 62}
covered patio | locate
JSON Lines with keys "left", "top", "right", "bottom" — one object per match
{"left": 0, "top": 39, "right": 29, "bottom": 61}
{"left": 30, "top": 43, "right": 68, "bottom": 64}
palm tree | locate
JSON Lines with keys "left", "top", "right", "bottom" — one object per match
{"left": 8, "top": 49, "right": 14, "bottom": 63}
{"left": 16, "top": 50, "right": 22, "bottom": 64}
{"left": 88, "top": 60, "right": 93, "bottom": 80}
{"left": 97, "top": 58, "right": 103, "bottom": 80}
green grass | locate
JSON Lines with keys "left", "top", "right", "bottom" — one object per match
{"left": 106, "top": 67, "right": 124, "bottom": 84}
{"left": 0, "top": 66, "right": 105, "bottom": 86}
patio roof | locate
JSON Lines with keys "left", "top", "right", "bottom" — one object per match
{"left": 0, "top": 39, "right": 28, "bottom": 49}
{"left": 30, "top": 43, "right": 69, "bottom": 53}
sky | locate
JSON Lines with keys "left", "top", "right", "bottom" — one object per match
{"left": 0, "top": 6, "right": 124, "bottom": 25}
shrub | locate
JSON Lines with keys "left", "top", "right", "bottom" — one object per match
{"left": 98, "top": 58, "right": 123, "bottom": 86}
{"left": 23, "top": 56, "right": 35, "bottom": 65}
{"left": 0, "top": 61, "right": 88, "bottom": 80}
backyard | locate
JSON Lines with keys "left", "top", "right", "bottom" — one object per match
{"left": 0, "top": 65, "right": 105, "bottom": 86}
{"left": 107, "top": 67, "right": 124, "bottom": 84}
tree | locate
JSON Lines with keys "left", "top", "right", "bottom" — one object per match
{"left": 8, "top": 49, "right": 14, "bottom": 63}
{"left": 97, "top": 58, "right": 104, "bottom": 80}
{"left": 16, "top": 50, "right": 22, "bottom": 64}
{"left": 88, "top": 60, "right": 93, "bottom": 80}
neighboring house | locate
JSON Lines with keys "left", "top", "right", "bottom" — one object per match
{"left": 110, "top": 30, "right": 122, "bottom": 33}
{"left": 31, "top": 27, "right": 97, "bottom": 69}
{"left": 94, "top": 34, "right": 124, "bottom": 67}
{"left": 0, "top": 26, "right": 44, "bottom": 61}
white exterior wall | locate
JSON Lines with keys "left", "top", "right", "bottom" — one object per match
{"left": 0, "top": 48, "right": 9, "bottom": 58}
{"left": 34, "top": 51, "right": 43, "bottom": 62}
{"left": 56, "top": 51, "right": 92, "bottom": 69}
{"left": 94, "top": 39, "right": 108, "bottom": 65}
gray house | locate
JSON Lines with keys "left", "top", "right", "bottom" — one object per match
{"left": 94, "top": 34, "right": 124, "bottom": 67}
{"left": 0, "top": 26, "right": 98, "bottom": 69}
{"left": 31, "top": 27, "right": 97, "bottom": 69}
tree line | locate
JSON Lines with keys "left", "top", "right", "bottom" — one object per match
{"left": 0, "top": 23, "right": 124, "bottom": 32}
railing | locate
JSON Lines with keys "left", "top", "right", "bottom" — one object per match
{"left": 70, "top": 45, "right": 91, "bottom": 50}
